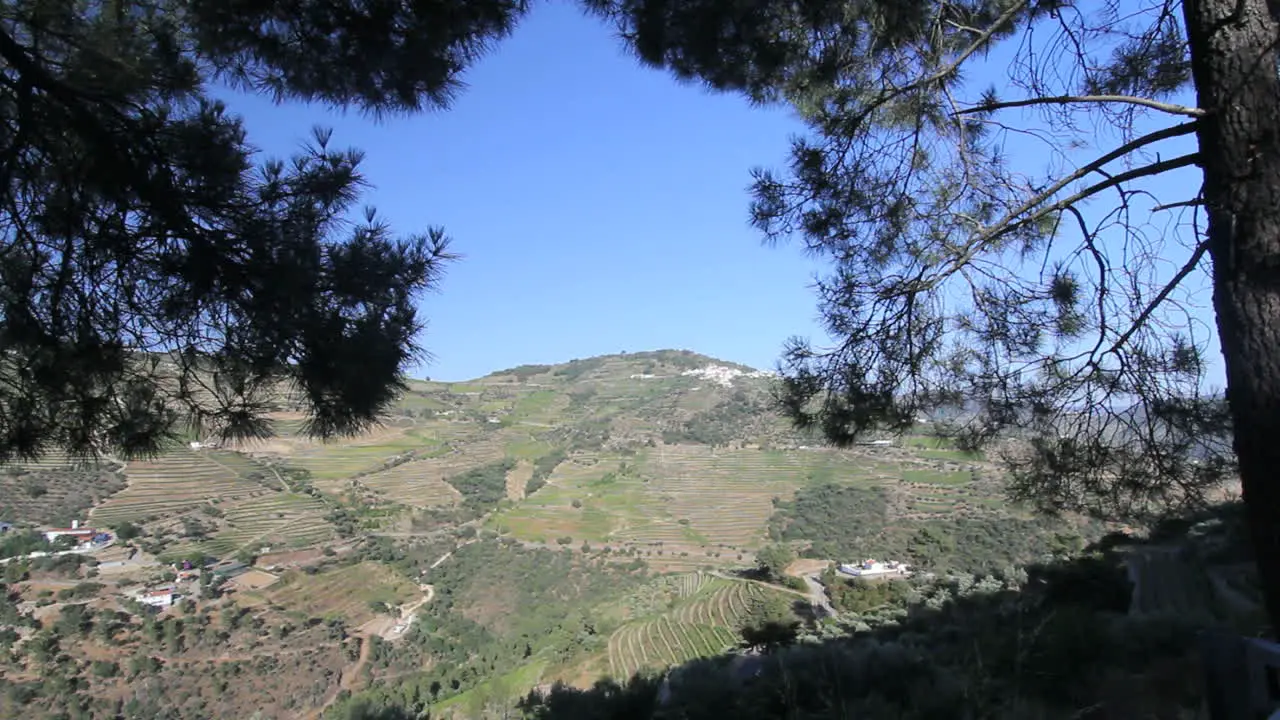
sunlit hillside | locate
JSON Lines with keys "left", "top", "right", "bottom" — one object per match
{"left": 3, "top": 349, "right": 1215, "bottom": 720}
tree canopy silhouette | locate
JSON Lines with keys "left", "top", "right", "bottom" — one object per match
{"left": 584, "top": 0, "right": 1280, "bottom": 633}
{"left": 0, "top": 0, "right": 529, "bottom": 461}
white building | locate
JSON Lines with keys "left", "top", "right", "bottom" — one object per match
{"left": 136, "top": 588, "right": 177, "bottom": 608}
{"left": 838, "top": 559, "right": 911, "bottom": 577}
{"left": 44, "top": 520, "right": 97, "bottom": 545}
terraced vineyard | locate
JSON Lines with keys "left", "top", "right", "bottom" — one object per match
{"left": 494, "top": 445, "right": 890, "bottom": 552}
{"left": 638, "top": 550, "right": 730, "bottom": 574}
{"left": 651, "top": 445, "right": 900, "bottom": 548}
{"left": 619, "top": 571, "right": 717, "bottom": 618}
{"left": 671, "top": 571, "right": 711, "bottom": 597}
{"left": 895, "top": 479, "right": 990, "bottom": 519}
{"left": 493, "top": 453, "right": 649, "bottom": 541}
{"left": 271, "top": 437, "right": 425, "bottom": 488}
{"left": 168, "top": 492, "right": 335, "bottom": 558}
{"left": 3, "top": 450, "right": 75, "bottom": 471}
{"left": 359, "top": 435, "right": 510, "bottom": 505}
{"left": 227, "top": 416, "right": 445, "bottom": 488}
{"left": 202, "top": 451, "right": 283, "bottom": 486}
{"left": 505, "top": 460, "right": 533, "bottom": 501}
{"left": 234, "top": 414, "right": 531, "bottom": 501}
{"left": 607, "top": 575, "right": 789, "bottom": 679}
{"left": 0, "top": 350, "right": 1079, "bottom": 720}
{"left": 358, "top": 459, "right": 464, "bottom": 508}
{"left": 90, "top": 449, "right": 267, "bottom": 526}
{"left": 262, "top": 561, "right": 421, "bottom": 625}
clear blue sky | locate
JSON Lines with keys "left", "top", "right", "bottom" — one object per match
{"left": 216, "top": 1, "right": 825, "bottom": 382}
{"left": 217, "top": 0, "right": 1225, "bottom": 390}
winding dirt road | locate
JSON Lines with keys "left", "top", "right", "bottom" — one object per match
{"left": 307, "top": 582, "right": 436, "bottom": 719}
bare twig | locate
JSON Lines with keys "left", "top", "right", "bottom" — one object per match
{"left": 918, "top": 122, "right": 1200, "bottom": 289}
{"left": 1103, "top": 239, "right": 1211, "bottom": 359}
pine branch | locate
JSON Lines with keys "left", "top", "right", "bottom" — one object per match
{"left": 0, "top": 26, "right": 200, "bottom": 242}
{"left": 956, "top": 94, "right": 1205, "bottom": 118}
{"left": 921, "top": 121, "right": 1201, "bottom": 289}
{"left": 1152, "top": 198, "right": 1206, "bottom": 212}
{"left": 833, "top": 0, "right": 1032, "bottom": 130}
{"left": 905, "top": 0, "right": 1031, "bottom": 94}
{"left": 1022, "top": 152, "right": 1200, "bottom": 235}
{"left": 993, "top": 121, "right": 1199, "bottom": 238}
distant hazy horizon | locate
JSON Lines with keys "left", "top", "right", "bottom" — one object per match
{"left": 410, "top": 347, "right": 769, "bottom": 383}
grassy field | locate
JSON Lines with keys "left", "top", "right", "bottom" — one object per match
{"left": 357, "top": 434, "right": 511, "bottom": 505}
{"left": 90, "top": 449, "right": 267, "bottom": 526}
{"left": 260, "top": 561, "right": 420, "bottom": 625}
{"left": 642, "top": 446, "right": 873, "bottom": 548}
{"left": 606, "top": 574, "right": 794, "bottom": 679}
{"left": 504, "top": 437, "right": 554, "bottom": 460}
{"left": 238, "top": 413, "right": 544, "bottom": 504}
{"left": 901, "top": 434, "right": 986, "bottom": 461}
{"left": 228, "top": 416, "right": 461, "bottom": 487}
{"left": 509, "top": 390, "right": 568, "bottom": 423}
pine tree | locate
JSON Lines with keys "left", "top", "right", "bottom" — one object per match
{"left": 586, "top": 0, "right": 1280, "bottom": 633}
{"left": 0, "top": 0, "right": 528, "bottom": 460}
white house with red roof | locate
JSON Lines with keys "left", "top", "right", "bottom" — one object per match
{"left": 43, "top": 520, "right": 98, "bottom": 545}
{"left": 135, "top": 587, "right": 177, "bottom": 608}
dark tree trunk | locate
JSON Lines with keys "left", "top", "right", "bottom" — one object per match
{"left": 1184, "top": 0, "right": 1280, "bottom": 636}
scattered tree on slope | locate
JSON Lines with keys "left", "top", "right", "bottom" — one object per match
{"left": 736, "top": 590, "right": 800, "bottom": 651}
{"left": 772, "top": 482, "right": 1102, "bottom": 573}
{"left": 449, "top": 459, "right": 518, "bottom": 511}
{"left": 753, "top": 543, "right": 795, "bottom": 582}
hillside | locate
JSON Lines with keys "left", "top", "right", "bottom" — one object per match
{"left": 0, "top": 453, "right": 126, "bottom": 527}
{"left": 0, "top": 349, "right": 1132, "bottom": 719}
{"left": 232, "top": 350, "right": 1064, "bottom": 564}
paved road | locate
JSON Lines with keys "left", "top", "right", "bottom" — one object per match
{"left": 0, "top": 537, "right": 117, "bottom": 565}
{"left": 385, "top": 584, "right": 435, "bottom": 640}
{"left": 803, "top": 574, "right": 837, "bottom": 618}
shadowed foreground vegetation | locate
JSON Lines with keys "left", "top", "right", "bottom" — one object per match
{"left": 335, "top": 503, "right": 1261, "bottom": 720}
{"left": 516, "top": 577, "right": 1201, "bottom": 718}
